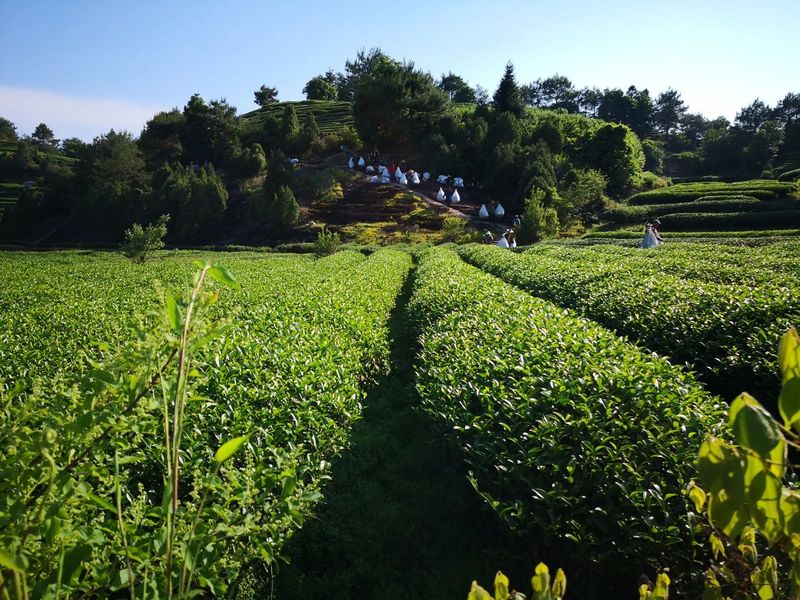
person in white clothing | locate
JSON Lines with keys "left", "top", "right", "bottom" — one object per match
{"left": 640, "top": 223, "right": 662, "bottom": 249}
{"left": 497, "top": 232, "right": 510, "bottom": 248}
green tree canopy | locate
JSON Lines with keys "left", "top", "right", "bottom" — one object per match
{"left": 303, "top": 76, "right": 339, "bottom": 100}
{"left": 31, "top": 123, "right": 58, "bottom": 150}
{"left": 181, "top": 94, "right": 240, "bottom": 166}
{"left": 653, "top": 88, "right": 687, "bottom": 135}
{"left": 139, "top": 109, "right": 185, "bottom": 167}
{"left": 0, "top": 117, "right": 17, "bottom": 141}
{"left": 438, "top": 72, "right": 476, "bottom": 103}
{"left": 254, "top": 85, "right": 279, "bottom": 106}
{"left": 493, "top": 62, "right": 524, "bottom": 116}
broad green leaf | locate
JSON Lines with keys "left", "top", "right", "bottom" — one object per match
{"left": 702, "top": 570, "right": 723, "bottom": 600}
{"left": 651, "top": 572, "right": 670, "bottom": 600}
{"left": 707, "top": 458, "right": 749, "bottom": 540}
{"left": 730, "top": 394, "right": 784, "bottom": 474}
{"left": 193, "top": 259, "right": 207, "bottom": 270}
{"left": 697, "top": 437, "right": 733, "bottom": 490}
{"left": 531, "top": 563, "right": 550, "bottom": 600}
{"left": 779, "top": 377, "right": 800, "bottom": 431}
{"left": 782, "top": 489, "right": 800, "bottom": 537}
{"left": 214, "top": 435, "right": 248, "bottom": 464}
{"left": 688, "top": 483, "right": 707, "bottom": 512}
{"left": 0, "top": 549, "right": 24, "bottom": 572}
{"left": 743, "top": 456, "right": 782, "bottom": 544}
{"left": 468, "top": 581, "right": 493, "bottom": 600}
{"left": 88, "top": 493, "right": 117, "bottom": 515}
{"left": 494, "top": 571, "right": 509, "bottom": 600}
{"left": 709, "top": 533, "right": 725, "bottom": 559}
{"left": 552, "top": 568, "right": 566, "bottom": 600}
{"left": 165, "top": 294, "right": 182, "bottom": 332}
{"left": 207, "top": 266, "right": 241, "bottom": 290}
{"left": 779, "top": 329, "right": 800, "bottom": 382}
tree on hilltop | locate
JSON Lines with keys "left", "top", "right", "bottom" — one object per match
{"left": 0, "top": 117, "right": 17, "bottom": 141}
{"left": 493, "top": 62, "right": 524, "bottom": 116}
{"left": 303, "top": 75, "right": 339, "bottom": 101}
{"left": 438, "top": 72, "right": 476, "bottom": 103}
{"left": 32, "top": 123, "right": 58, "bottom": 150}
{"left": 280, "top": 105, "right": 300, "bottom": 144}
{"left": 254, "top": 85, "right": 279, "bottom": 107}
{"left": 653, "top": 88, "right": 687, "bottom": 135}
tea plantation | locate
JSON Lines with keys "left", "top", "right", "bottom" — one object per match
{"left": 0, "top": 241, "right": 797, "bottom": 597}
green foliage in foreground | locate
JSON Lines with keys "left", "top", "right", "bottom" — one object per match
{"left": 690, "top": 329, "right": 800, "bottom": 598}
{"left": 460, "top": 243, "right": 800, "bottom": 400}
{"left": 0, "top": 249, "right": 412, "bottom": 597}
{"left": 408, "top": 247, "right": 726, "bottom": 582}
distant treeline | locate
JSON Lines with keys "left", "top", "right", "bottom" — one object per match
{"left": 0, "top": 47, "right": 797, "bottom": 244}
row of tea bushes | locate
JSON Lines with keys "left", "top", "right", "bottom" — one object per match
{"left": 627, "top": 180, "right": 798, "bottom": 205}
{"left": 0, "top": 249, "right": 412, "bottom": 596}
{"left": 460, "top": 244, "right": 798, "bottom": 401}
{"left": 407, "top": 247, "right": 726, "bottom": 580}
{"left": 603, "top": 196, "right": 790, "bottom": 223}
{"left": 657, "top": 209, "right": 800, "bottom": 230}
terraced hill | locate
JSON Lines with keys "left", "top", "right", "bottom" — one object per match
{"left": 592, "top": 179, "right": 800, "bottom": 243}
{"left": 240, "top": 100, "right": 355, "bottom": 136}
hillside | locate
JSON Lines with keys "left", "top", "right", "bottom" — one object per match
{"left": 240, "top": 100, "right": 355, "bottom": 136}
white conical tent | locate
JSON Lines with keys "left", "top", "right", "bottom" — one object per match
{"left": 400, "top": 175, "right": 408, "bottom": 185}
{"left": 478, "top": 204, "right": 489, "bottom": 219}
{"left": 497, "top": 236, "right": 509, "bottom": 248}
{"left": 358, "top": 156, "right": 365, "bottom": 167}
{"left": 436, "top": 187, "right": 446, "bottom": 201}
{"left": 370, "top": 175, "right": 380, "bottom": 183}
{"left": 494, "top": 203, "right": 505, "bottom": 218}
{"left": 453, "top": 177, "right": 464, "bottom": 188}
{"left": 437, "top": 175, "right": 448, "bottom": 184}
{"left": 366, "top": 165, "right": 375, "bottom": 173}
{"left": 348, "top": 157, "right": 354, "bottom": 169}
{"left": 411, "top": 172, "right": 420, "bottom": 184}
{"left": 381, "top": 176, "right": 391, "bottom": 184}
{"left": 450, "top": 190, "right": 460, "bottom": 203}
{"left": 422, "top": 172, "right": 431, "bottom": 181}
{"left": 395, "top": 167, "right": 404, "bottom": 180}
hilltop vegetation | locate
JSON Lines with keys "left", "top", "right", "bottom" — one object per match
{"left": 1, "top": 49, "right": 799, "bottom": 247}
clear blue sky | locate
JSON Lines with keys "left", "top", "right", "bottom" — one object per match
{"left": 1, "top": 0, "right": 797, "bottom": 140}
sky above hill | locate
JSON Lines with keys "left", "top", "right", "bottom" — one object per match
{"left": 1, "top": 0, "right": 797, "bottom": 141}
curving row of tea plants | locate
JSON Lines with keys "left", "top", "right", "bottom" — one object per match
{"left": 0, "top": 248, "right": 412, "bottom": 598}
{"left": 407, "top": 247, "right": 726, "bottom": 583}
{"left": 460, "top": 243, "right": 800, "bottom": 401}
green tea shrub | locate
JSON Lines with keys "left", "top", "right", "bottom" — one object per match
{"left": 408, "top": 247, "right": 726, "bottom": 580}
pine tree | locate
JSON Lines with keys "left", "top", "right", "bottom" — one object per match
{"left": 300, "top": 113, "right": 321, "bottom": 148}
{"left": 280, "top": 105, "right": 300, "bottom": 144}
{"left": 273, "top": 185, "right": 299, "bottom": 226}
{"left": 493, "top": 62, "right": 524, "bottom": 116}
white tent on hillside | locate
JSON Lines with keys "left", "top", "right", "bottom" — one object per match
{"left": 411, "top": 172, "right": 420, "bottom": 185}
{"left": 395, "top": 167, "right": 404, "bottom": 181}
{"left": 436, "top": 187, "right": 446, "bottom": 201}
{"left": 494, "top": 203, "right": 505, "bottom": 218}
{"left": 358, "top": 156, "right": 365, "bottom": 167}
{"left": 370, "top": 175, "right": 380, "bottom": 183}
{"left": 450, "top": 190, "right": 460, "bottom": 203}
{"left": 348, "top": 157, "right": 354, "bottom": 169}
{"left": 381, "top": 176, "right": 391, "bottom": 184}
{"left": 453, "top": 177, "right": 464, "bottom": 188}
{"left": 379, "top": 165, "right": 389, "bottom": 176}
{"left": 366, "top": 165, "right": 375, "bottom": 173}
{"left": 422, "top": 172, "right": 431, "bottom": 182}
{"left": 399, "top": 174, "right": 408, "bottom": 185}
{"left": 478, "top": 204, "right": 489, "bottom": 219}
{"left": 437, "top": 175, "right": 449, "bottom": 184}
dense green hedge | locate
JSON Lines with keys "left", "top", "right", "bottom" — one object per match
{"left": 407, "top": 247, "right": 725, "bottom": 580}
{"left": 603, "top": 196, "right": 782, "bottom": 223}
{"left": 459, "top": 243, "right": 799, "bottom": 401}
{"left": 778, "top": 168, "right": 800, "bottom": 181}
{"left": 584, "top": 228, "right": 800, "bottom": 239}
{"left": 0, "top": 249, "right": 413, "bottom": 594}
{"left": 628, "top": 180, "right": 797, "bottom": 205}
{"left": 658, "top": 209, "right": 800, "bottom": 230}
